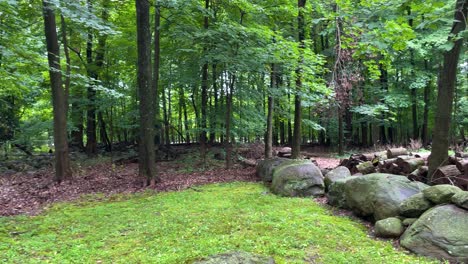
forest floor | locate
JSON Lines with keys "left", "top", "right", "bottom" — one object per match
{"left": 0, "top": 145, "right": 340, "bottom": 216}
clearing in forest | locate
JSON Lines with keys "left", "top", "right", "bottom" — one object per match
{"left": 0, "top": 182, "right": 435, "bottom": 263}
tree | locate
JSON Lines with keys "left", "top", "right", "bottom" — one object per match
{"left": 136, "top": 0, "right": 158, "bottom": 185}
{"left": 42, "top": 0, "right": 72, "bottom": 182}
{"left": 428, "top": 0, "right": 467, "bottom": 179}
{"left": 291, "top": 0, "right": 306, "bottom": 159}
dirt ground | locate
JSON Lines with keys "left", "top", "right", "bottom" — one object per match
{"left": 0, "top": 145, "right": 340, "bottom": 216}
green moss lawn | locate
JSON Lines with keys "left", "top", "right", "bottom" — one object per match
{"left": 0, "top": 182, "right": 435, "bottom": 263}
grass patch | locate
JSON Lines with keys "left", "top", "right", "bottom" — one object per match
{"left": 0, "top": 182, "right": 435, "bottom": 263}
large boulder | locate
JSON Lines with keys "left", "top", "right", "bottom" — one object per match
{"left": 452, "top": 191, "right": 468, "bottom": 209}
{"left": 327, "top": 176, "right": 359, "bottom": 209}
{"left": 344, "top": 173, "right": 428, "bottom": 221}
{"left": 271, "top": 163, "right": 324, "bottom": 197}
{"left": 422, "top": 184, "right": 462, "bottom": 205}
{"left": 399, "top": 193, "right": 433, "bottom": 218}
{"left": 256, "top": 158, "right": 307, "bottom": 182}
{"left": 324, "top": 166, "right": 351, "bottom": 191}
{"left": 194, "top": 251, "right": 275, "bottom": 264}
{"left": 400, "top": 205, "right": 468, "bottom": 262}
{"left": 374, "top": 217, "right": 404, "bottom": 238}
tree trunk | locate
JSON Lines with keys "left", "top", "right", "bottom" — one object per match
{"left": 291, "top": 0, "right": 307, "bottom": 159}
{"left": 153, "top": 3, "right": 161, "bottom": 146}
{"left": 265, "top": 64, "right": 275, "bottom": 158}
{"left": 85, "top": 0, "right": 97, "bottom": 156}
{"left": 421, "top": 60, "right": 431, "bottom": 146}
{"left": 136, "top": 0, "right": 159, "bottom": 185}
{"left": 209, "top": 64, "right": 218, "bottom": 143}
{"left": 42, "top": 0, "right": 72, "bottom": 182}
{"left": 408, "top": 6, "right": 419, "bottom": 140}
{"left": 225, "top": 73, "right": 235, "bottom": 169}
{"left": 428, "top": 0, "right": 467, "bottom": 179}
{"left": 200, "top": 0, "right": 210, "bottom": 161}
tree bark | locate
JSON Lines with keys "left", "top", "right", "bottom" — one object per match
{"left": 428, "top": 0, "right": 467, "bottom": 179}
{"left": 153, "top": 2, "right": 161, "bottom": 145}
{"left": 421, "top": 60, "right": 431, "bottom": 146}
{"left": 136, "top": 0, "right": 159, "bottom": 185}
{"left": 225, "top": 73, "right": 235, "bottom": 169}
{"left": 42, "top": 0, "right": 72, "bottom": 182}
{"left": 291, "top": 0, "right": 307, "bottom": 159}
{"left": 85, "top": 0, "right": 97, "bottom": 156}
{"left": 265, "top": 64, "right": 275, "bottom": 158}
{"left": 200, "top": 0, "right": 210, "bottom": 163}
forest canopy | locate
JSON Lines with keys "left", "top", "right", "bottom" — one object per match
{"left": 0, "top": 0, "right": 467, "bottom": 181}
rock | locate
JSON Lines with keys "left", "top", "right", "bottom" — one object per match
{"left": 271, "top": 163, "right": 324, "bottom": 197}
{"left": 400, "top": 205, "right": 468, "bottom": 262}
{"left": 374, "top": 217, "right": 404, "bottom": 238}
{"left": 194, "top": 251, "right": 275, "bottom": 264}
{"left": 399, "top": 193, "right": 433, "bottom": 218}
{"left": 256, "top": 158, "right": 307, "bottom": 182}
{"left": 452, "top": 191, "right": 468, "bottom": 209}
{"left": 324, "top": 166, "right": 351, "bottom": 191}
{"left": 327, "top": 176, "right": 359, "bottom": 209}
{"left": 422, "top": 184, "right": 462, "bottom": 204}
{"left": 344, "top": 173, "right": 428, "bottom": 221}
{"left": 402, "top": 218, "right": 417, "bottom": 226}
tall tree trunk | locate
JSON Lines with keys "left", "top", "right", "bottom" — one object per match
{"left": 292, "top": 0, "right": 307, "bottom": 159}
{"left": 136, "top": 0, "right": 159, "bottom": 185}
{"left": 408, "top": 6, "right": 419, "bottom": 140}
{"left": 200, "top": 0, "right": 210, "bottom": 163}
{"left": 421, "top": 60, "right": 431, "bottom": 146}
{"left": 182, "top": 87, "right": 191, "bottom": 144}
{"left": 379, "top": 65, "right": 388, "bottom": 144}
{"left": 85, "top": 0, "right": 97, "bottom": 156}
{"left": 428, "top": 0, "right": 467, "bottom": 179}
{"left": 153, "top": 3, "right": 161, "bottom": 146}
{"left": 225, "top": 73, "right": 235, "bottom": 169}
{"left": 209, "top": 64, "right": 218, "bottom": 143}
{"left": 265, "top": 64, "right": 275, "bottom": 158}
{"left": 42, "top": 0, "right": 71, "bottom": 182}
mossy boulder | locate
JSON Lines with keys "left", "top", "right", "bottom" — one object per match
{"left": 324, "top": 166, "right": 351, "bottom": 191}
{"left": 400, "top": 204, "right": 468, "bottom": 262}
{"left": 194, "top": 251, "right": 275, "bottom": 264}
{"left": 452, "top": 191, "right": 468, "bottom": 209}
{"left": 399, "top": 193, "right": 433, "bottom": 218}
{"left": 374, "top": 217, "right": 404, "bottom": 238}
{"left": 256, "top": 158, "right": 307, "bottom": 182}
{"left": 422, "top": 185, "right": 462, "bottom": 204}
{"left": 327, "top": 176, "right": 359, "bottom": 209}
{"left": 402, "top": 218, "right": 418, "bottom": 227}
{"left": 271, "top": 163, "right": 324, "bottom": 197}
{"left": 344, "top": 173, "right": 428, "bottom": 221}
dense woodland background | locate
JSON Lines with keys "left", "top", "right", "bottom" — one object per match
{"left": 0, "top": 0, "right": 467, "bottom": 183}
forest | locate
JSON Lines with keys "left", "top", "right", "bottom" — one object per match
{"left": 0, "top": 0, "right": 468, "bottom": 263}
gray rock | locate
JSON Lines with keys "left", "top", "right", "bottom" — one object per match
{"left": 194, "top": 251, "right": 275, "bottom": 264}
{"left": 402, "top": 218, "right": 418, "bottom": 226}
{"left": 271, "top": 163, "right": 324, "bottom": 197}
{"left": 375, "top": 217, "right": 404, "bottom": 238}
{"left": 327, "top": 176, "right": 359, "bottom": 209}
{"left": 399, "top": 193, "right": 433, "bottom": 218}
{"left": 324, "top": 166, "right": 351, "bottom": 191}
{"left": 344, "top": 173, "right": 428, "bottom": 221}
{"left": 400, "top": 205, "right": 468, "bottom": 262}
{"left": 451, "top": 191, "right": 468, "bottom": 210}
{"left": 256, "top": 158, "right": 308, "bottom": 182}
{"left": 422, "top": 185, "right": 462, "bottom": 204}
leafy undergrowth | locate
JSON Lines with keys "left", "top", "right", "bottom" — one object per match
{"left": 0, "top": 182, "right": 435, "bottom": 264}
